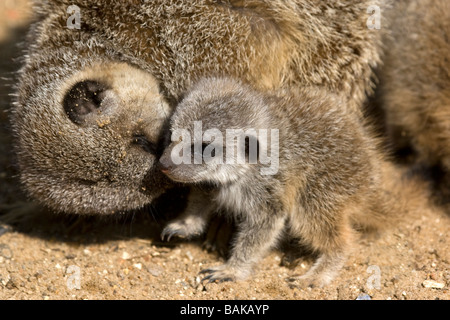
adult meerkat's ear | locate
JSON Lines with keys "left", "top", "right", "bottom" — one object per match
{"left": 62, "top": 80, "right": 113, "bottom": 125}
{"left": 30, "top": 0, "right": 77, "bottom": 25}
{"left": 32, "top": 0, "right": 67, "bottom": 12}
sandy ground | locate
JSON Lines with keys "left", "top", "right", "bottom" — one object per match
{"left": 0, "top": 1, "right": 448, "bottom": 301}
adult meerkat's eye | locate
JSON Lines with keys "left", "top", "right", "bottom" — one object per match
{"left": 132, "top": 134, "right": 158, "bottom": 155}
{"left": 63, "top": 80, "right": 109, "bottom": 124}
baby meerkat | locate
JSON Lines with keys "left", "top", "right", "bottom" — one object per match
{"left": 159, "top": 77, "right": 404, "bottom": 287}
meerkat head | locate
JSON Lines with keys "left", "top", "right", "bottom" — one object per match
{"left": 12, "top": 61, "right": 173, "bottom": 214}
{"left": 159, "top": 77, "right": 280, "bottom": 185}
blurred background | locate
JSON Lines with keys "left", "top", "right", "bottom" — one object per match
{"left": 0, "top": 0, "right": 32, "bottom": 207}
{"left": 0, "top": 0, "right": 32, "bottom": 41}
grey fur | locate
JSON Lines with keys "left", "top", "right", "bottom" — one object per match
{"left": 160, "top": 77, "right": 418, "bottom": 287}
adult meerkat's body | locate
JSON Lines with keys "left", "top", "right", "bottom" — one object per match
{"left": 379, "top": 0, "right": 450, "bottom": 202}
{"left": 11, "top": 0, "right": 386, "bottom": 215}
{"left": 159, "top": 77, "right": 413, "bottom": 287}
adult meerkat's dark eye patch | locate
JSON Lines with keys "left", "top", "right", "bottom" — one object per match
{"left": 132, "top": 134, "right": 159, "bottom": 155}
{"left": 63, "top": 80, "right": 110, "bottom": 124}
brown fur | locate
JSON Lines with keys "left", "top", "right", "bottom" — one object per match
{"left": 379, "top": 0, "right": 450, "bottom": 203}
{"left": 11, "top": 0, "right": 386, "bottom": 214}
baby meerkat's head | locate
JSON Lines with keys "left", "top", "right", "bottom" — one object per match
{"left": 13, "top": 61, "right": 173, "bottom": 214}
{"left": 159, "top": 77, "right": 279, "bottom": 185}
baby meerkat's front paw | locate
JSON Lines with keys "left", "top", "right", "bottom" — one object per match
{"left": 161, "top": 217, "right": 205, "bottom": 241}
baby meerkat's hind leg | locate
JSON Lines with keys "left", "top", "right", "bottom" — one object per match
{"left": 287, "top": 243, "right": 352, "bottom": 288}
{"left": 161, "top": 188, "right": 214, "bottom": 241}
{"left": 200, "top": 211, "right": 287, "bottom": 283}
{"left": 287, "top": 207, "right": 356, "bottom": 288}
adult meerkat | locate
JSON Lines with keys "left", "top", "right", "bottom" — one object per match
{"left": 11, "top": 0, "right": 385, "bottom": 215}
{"left": 159, "top": 77, "right": 416, "bottom": 287}
{"left": 379, "top": 0, "right": 450, "bottom": 204}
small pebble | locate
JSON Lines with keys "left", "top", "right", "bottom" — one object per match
{"left": 356, "top": 294, "right": 371, "bottom": 300}
{"left": 6, "top": 278, "right": 17, "bottom": 290}
{"left": 422, "top": 280, "right": 445, "bottom": 289}
{"left": 133, "top": 263, "right": 142, "bottom": 270}
{"left": 0, "top": 244, "right": 13, "bottom": 259}
{"left": 185, "top": 251, "right": 194, "bottom": 261}
{"left": 147, "top": 264, "right": 163, "bottom": 277}
{"left": 121, "top": 252, "right": 131, "bottom": 260}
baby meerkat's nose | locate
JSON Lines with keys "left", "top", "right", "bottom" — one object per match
{"left": 159, "top": 152, "right": 175, "bottom": 174}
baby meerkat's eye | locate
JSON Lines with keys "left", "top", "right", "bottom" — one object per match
{"left": 63, "top": 80, "right": 109, "bottom": 124}
{"left": 244, "top": 136, "right": 259, "bottom": 162}
{"left": 203, "top": 143, "right": 216, "bottom": 158}
{"left": 189, "top": 143, "right": 217, "bottom": 162}
{"left": 190, "top": 143, "right": 214, "bottom": 158}
{"left": 202, "top": 143, "right": 212, "bottom": 155}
